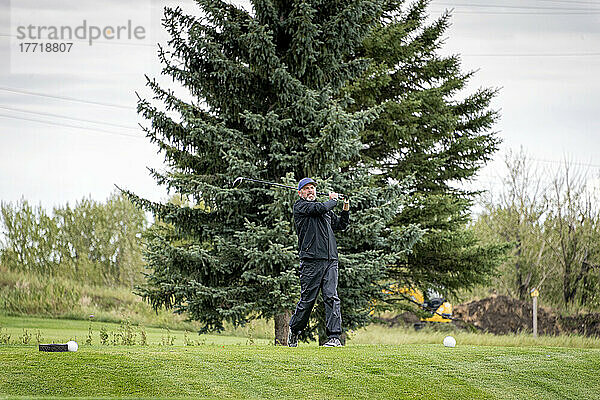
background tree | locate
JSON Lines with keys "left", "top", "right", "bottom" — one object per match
{"left": 128, "top": 0, "right": 425, "bottom": 345}
{"left": 346, "top": 0, "right": 507, "bottom": 302}
{"left": 544, "top": 163, "right": 600, "bottom": 309}
{"left": 0, "top": 193, "right": 146, "bottom": 286}
{"left": 474, "top": 150, "right": 551, "bottom": 301}
{"left": 0, "top": 200, "right": 59, "bottom": 275}
{"left": 473, "top": 150, "right": 600, "bottom": 311}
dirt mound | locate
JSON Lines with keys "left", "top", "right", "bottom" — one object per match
{"left": 453, "top": 295, "right": 600, "bottom": 337}
{"left": 375, "top": 312, "right": 420, "bottom": 327}
{"left": 453, "top": 295, "right": 558, "bottom": 335}
{"left": 555, "top": 313, "right": 600, "bottom": 337}
{"left": 376, "top": 295, "right": 600, "bottom": 337}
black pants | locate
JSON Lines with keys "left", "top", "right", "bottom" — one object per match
{"left": 289, "top": 259, "right": 342, "bottom": 339}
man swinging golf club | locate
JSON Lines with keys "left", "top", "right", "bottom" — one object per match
{"left": 288, "top": 177, "right": 350, "bottom": 347}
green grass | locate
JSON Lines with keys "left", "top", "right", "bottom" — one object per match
{"left": 1, "top": 316, "right": 600, "bottom": 399}
{"left": 350, "top": 323, "right": 600, "bottom": 349}
{"left": 0, "top": 267, "right": 209, "bottom": 331}
{"left": 0, "top": 315, "right": 271, "bottom": 346}
{"left": 2, "top": 342, "right": 600, "bottom": 399}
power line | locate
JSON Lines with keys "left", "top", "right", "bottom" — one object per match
{"left": 0, "top": 113, "right": 145, "bottom": 140}
{"left": 0, "top": 105, "right": 139, "bottom": 131}
{"left": 535, "top": 0, "right": 600, "bottom": 5}
{"left": 461, "top": 52, "right": 600, "bottom": 57}
{"left": 475, "top": 158, "right": 600, "bottom": 172}
{"left": 0, "top": 86, "right": 136, "bottom": 111}
{"left": 434, "top": 2, "right": 600, "bottom": 11}
{"left": 528, "top": 157, "right": 600, "bottom": 169}
{"left": 432, "top": 9, "right": 600, "bottom": 14}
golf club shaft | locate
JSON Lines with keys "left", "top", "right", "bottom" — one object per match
{"left": 235, "top": 177, "right": 346, "bottom": 199}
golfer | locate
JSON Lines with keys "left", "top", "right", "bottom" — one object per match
{"left": 288, "top": 178, "right": 350, "bottom": 347}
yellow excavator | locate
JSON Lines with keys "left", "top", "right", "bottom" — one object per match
{"left": 383, "top": 285, "right": 453, "bottom": 329}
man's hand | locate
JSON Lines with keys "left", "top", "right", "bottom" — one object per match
{"left": 329, "top": 192, "right": 339, "bottom": 201}
{"left": 343, "top": 198, "right": 350, "bottom": 211}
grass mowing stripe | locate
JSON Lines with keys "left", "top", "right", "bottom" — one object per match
{"left": 2, "top": 350, "right": 157, "bottom": 397}
{"left": 2, "top": 316, "right": 600, "bottom": 399}
{"left": 0, "top": 315, "right": 271, "bottom": 346}
{"left": 419, "top": 345, "right": 600, "bottom": 399}
{"left": 2, "top": 345, "right": 600, "bottom": 399}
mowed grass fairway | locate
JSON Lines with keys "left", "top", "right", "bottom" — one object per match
{"left": 1, "top": 317, "right": 600, "bottom": 399}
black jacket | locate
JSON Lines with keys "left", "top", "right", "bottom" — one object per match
{"left": 293, "top": 198, "right": 349, "bottom": 260}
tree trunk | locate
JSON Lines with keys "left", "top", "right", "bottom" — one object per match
{"left": 563, "top": 260, "right": 575, "bottom": 306}
{"left": 340, "top": 332, "right": 347, "bottom": 345}
{"left": 514, "top": 240, "right": 529, "bottom": 301}
{"left": 274, "top": 310, "right": 291, "bottom": 346}
{"left": 318, "top": 330, "right": 327, "bottom": 346}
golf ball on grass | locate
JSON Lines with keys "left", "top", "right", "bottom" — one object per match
{"left": 443, "top": 336, "right": 456, "bottom": 347}
{"left": 67, "top": 341, "right": 78, "bottom": 352}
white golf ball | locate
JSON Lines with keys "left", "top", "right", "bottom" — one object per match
{"left": 67, "top": 340, "right": 78, "bottom": 352}
{"left": 443, "top": 336, "right": 456, "bottom": 348}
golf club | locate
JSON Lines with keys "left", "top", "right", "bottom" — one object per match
{"left": 232, "top": 177, "right": 346, "bottom": 199}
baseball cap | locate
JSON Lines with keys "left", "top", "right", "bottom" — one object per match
{"left": 297, "top": 178, "right": 316, "bottom": 191}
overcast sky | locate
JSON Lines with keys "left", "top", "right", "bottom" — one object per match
{"left": 1, "top": 0, "right": 599, "bottom": 211}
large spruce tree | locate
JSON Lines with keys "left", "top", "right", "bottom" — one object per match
{"left": 128, "top": 0, "right": 423, "bottom": 344}
{"left": 347, "top": 0, "right": 507, "bottom": 301}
